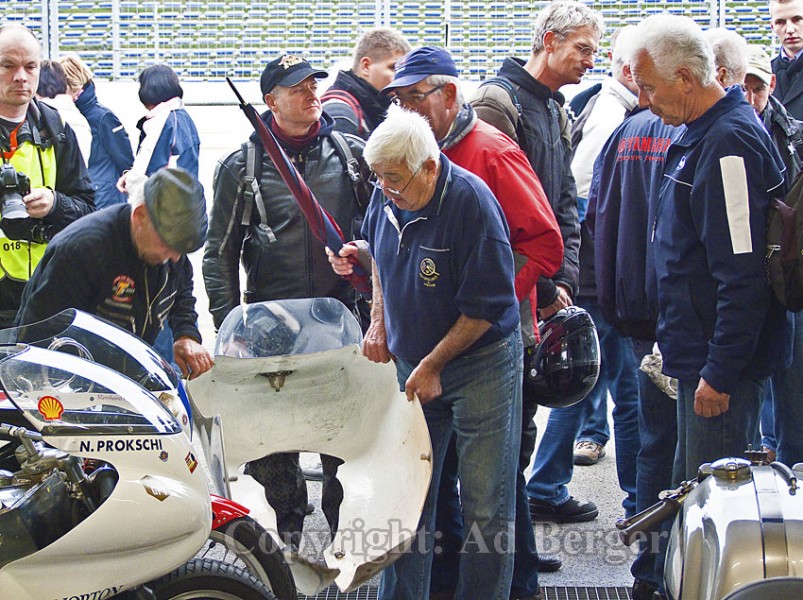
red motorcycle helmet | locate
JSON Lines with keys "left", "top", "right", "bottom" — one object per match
{"left": 526, "top": 306, "right": 600, "bottom": 408}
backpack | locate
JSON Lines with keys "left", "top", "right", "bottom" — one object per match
{"left": 238, "top": 130, "right": 370, "bottom": 233}
{"left": 321, "top": 89, "right": 365, "bottom": 136}
{"left": 767, "top": 170, "right": 803, "bottom": 311}
{"left": 478, "top": 77, "right": 530, "bottom": 155}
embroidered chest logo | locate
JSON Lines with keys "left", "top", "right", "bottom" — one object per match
{"left": 419, "top": 258, "right": 439, "bottom": 288}
{"left": 112, "top": 275, "right": 136, "bottom": 303}
{"left": 676, "top": 156, "right": 687, "bottom": 171}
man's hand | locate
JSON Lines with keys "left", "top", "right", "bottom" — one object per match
{"left": 22, "top": 188, "right": 55, "bottom": 218}
{"left": 539, "top": 285, "right": 573, "bottom": 319}
{"left": 694, "top": 377, "right": 730, "bottom": 418}
{"left": 405, "top": 359, "right": 442, "bottom": 404}
{"left": 173, "top": 336, "right": 214, "bottom": 379}
{"left": 363, "top": 319, "right": 392, "bottom": 364}
{"left": 325, "top": 245, "right": 357, "bottom": 276}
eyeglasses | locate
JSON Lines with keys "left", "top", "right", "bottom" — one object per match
{"left": 370, "top": 163, "right": 423, "bottom": 195}
{"left": 573, "top": 43, "right": 598, "bottom": 59}
{"left": 391, "top": 85, "right": 445, "bottom": 106}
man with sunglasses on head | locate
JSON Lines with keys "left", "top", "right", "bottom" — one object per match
{"left": 202, "top": 53, "right": 369, "bottom": 553}
{"left": 381, "top": 45, "right": 563, "bottom": 600}
{"left": 471, "top": 0, "right": 604, "bottom": 525}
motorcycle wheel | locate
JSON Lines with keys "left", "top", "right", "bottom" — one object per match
{"left": 198, "top": 516, "right": 296, "bottom": 600}
{"left": 150, "top": 557, "right": 275, "bottom": 599}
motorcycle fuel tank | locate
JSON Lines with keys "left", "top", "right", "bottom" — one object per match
{"left": 664, "top": 458, "right": 803, "bottom": 599}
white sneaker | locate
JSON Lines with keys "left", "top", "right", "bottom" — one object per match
{"left": 573, "top": 441, "right": 606, "bottom": 466}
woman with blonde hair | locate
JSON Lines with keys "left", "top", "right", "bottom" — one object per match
{"left": 61, "top": 54, "right": 134, "bottom": 208}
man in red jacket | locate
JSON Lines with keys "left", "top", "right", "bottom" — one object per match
{"left": 382, "top": 45, "right": 563, "bottom": 600}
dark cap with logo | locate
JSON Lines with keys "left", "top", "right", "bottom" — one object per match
{"left": 143, "top": 167, "right": 207, "bottom": 254}
{"left": 382, "top": 46, "right": 459, "bottom": 94}
{"left": 260, "top": 54, "right": 328, "bottom": 96}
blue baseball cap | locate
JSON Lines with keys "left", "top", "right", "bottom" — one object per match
{"left": 382, "top": 46, "right": 459, "bottom": 94}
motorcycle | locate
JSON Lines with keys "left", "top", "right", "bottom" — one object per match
{"left": 187, "top": 298, "right": 433, "bottom": 596}
{"left": 0, "top": 308, "right": 272, "bottom": 599}
{"left": 617, "top": 450, "right": 803, "bottom": 599}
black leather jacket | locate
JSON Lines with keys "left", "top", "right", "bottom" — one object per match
{"left": 203, "top": 112, "right": 367, "bottom": 330}
{"left": 471, "top": 57, "right": 580, "bottom": 306}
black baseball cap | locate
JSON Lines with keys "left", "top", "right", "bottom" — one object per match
{"left": 143, "top": 168, "right": 207, "bottom": 254}
{"left": 260, "top": 54, "right": 328, "bottom": 96}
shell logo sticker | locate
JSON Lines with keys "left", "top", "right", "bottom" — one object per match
{"left": 38, "top": 395, "right": 64, "bottom": 421}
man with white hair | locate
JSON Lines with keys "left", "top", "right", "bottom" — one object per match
{"left": 631, "top": 14, "right": 787, "bottom": 483}
{"left": 329, "top": 106, "right": 523, "bottom": 600}
{"left": 704, "top": 27, "right": 749, "bottom": 88}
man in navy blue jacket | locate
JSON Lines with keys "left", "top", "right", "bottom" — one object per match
{"left": 631, "top": 15, "right": 787, "bottom": 483}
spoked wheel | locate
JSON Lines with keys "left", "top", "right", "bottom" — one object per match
{"left": 197, "top": 517, "right": 296, "bottom": 600}
{"left": 149, "top": 557, "right": 275, "bottom": 599}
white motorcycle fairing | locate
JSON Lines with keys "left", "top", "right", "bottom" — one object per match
{"left": 188, "top": 300, "right": 432, "bottom": 594}
{"left": 0, "top": 345, "right": 211, "bottom": 600}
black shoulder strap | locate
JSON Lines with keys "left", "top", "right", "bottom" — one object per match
{"left": 329, "top": 131, "right": 370, "bottom": 207}
{"left": 240, "top": 141, "right": 276, "bottom": 242}
{"left": 479, "top": 76, "right": 530, "bottom": 154}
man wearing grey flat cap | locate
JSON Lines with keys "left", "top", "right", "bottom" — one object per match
{"left": 15, "top": 166, "right": 213, "bottom": 379}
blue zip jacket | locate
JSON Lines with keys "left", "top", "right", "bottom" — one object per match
{"left": 74, "top": 81, "right": 134, "bottom": 209}
{"left": 361, "top": 154, "right": 519, "bottom": 364}
{"left": 587, "top": 108, "right": 682, "bottom": 340}
{"left": 653, "top": 87, "right": 786, "bottom": 392}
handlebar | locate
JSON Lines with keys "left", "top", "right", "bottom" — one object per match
{"left": 616, "top": 496, "right": 683, "bottom": 546}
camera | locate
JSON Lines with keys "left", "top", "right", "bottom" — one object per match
{"left": 0, "top": 162, "right": 31, "bottom": 222}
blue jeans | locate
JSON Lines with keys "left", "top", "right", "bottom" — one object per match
{"left": 759, "top": 381, "right": 777, "bottom": 452}
{"left": 773, "top": 310, "right": 803, "bottom": 466}
{"left": 379, "top": 331, "right": 522, "bottom": 600}
{"left": 526, "top": 303, "right": 640, "bottom": 516}
{"left": 431, "top": 375, "right": 542, "bottom": 598}
{"left": 629, "top": 339, "right": 677, "bottom": 592}
{"left": 674, "top": 376, "right": 762, "bottom": 484}
{"left": 576, "top": 394, "right": 610, "bottom": 446}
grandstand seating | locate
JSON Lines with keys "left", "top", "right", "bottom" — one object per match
{"left": 13, "top": 0, "right": 777, "bottom": 82}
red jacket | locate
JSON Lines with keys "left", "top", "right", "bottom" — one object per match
{"left": 445, "top": 119, "right": 563, "bottom": 308}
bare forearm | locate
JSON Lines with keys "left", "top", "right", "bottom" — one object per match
{"left": 422, "top": 314, "right": 492, "bottom": 373}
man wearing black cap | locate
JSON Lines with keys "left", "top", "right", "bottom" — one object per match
{"left": 203, "top": 54, "right": 368, "bottom": 551}
{"left": 15, "top": 167, "right": 213, "bottom": 380}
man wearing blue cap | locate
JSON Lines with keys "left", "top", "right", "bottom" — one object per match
{"left": 203, "top": 53, "right": 369, "bottom": 552}
{"left": 381, "top": 46, "right": 564, "bottom": 600}
{"left": 16, "top": 167, "right": 213, "bottom": 379}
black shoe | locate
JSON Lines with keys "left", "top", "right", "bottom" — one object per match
{"left": 537, "top": 554, "right": 562, "bottom": 572}
{"left": 632, "top": 579, "right": 658, "bottom": 600}
{"left": 529, "top": 496, "right": 599, "bottom": 523}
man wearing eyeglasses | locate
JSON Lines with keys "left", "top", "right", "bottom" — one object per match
{"left": 202, "top": 53, "right": 369, "bottom": 553}
{"left": 471, "top": 0, "right": 604, "bottom": 525}
{"left": 381, "top": 45, "right": 564, "bottom": 600}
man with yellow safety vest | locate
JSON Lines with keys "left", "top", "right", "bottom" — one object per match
{"left": 0, "top": 23, "right": 95, "bottom": 326}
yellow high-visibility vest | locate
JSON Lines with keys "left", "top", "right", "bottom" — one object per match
{"left": 0, "top": 140, "right": 56, "bottom": 282}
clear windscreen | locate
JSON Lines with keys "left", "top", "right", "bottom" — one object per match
{"left": 215, "top": 298, "right": 362, "bottom": 358}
